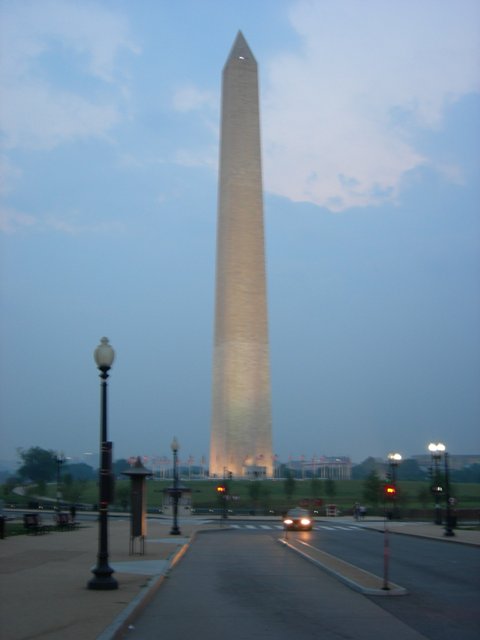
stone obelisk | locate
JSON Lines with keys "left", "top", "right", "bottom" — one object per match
{"left": 209, "top": 32, "right": 273, "bottom": 478}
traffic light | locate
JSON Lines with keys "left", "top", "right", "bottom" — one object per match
{"left": 216, "top": 484, "right": 226, "bottom": 495}
{"left": 384, "top": 484, "right": 396, "bottom": 499}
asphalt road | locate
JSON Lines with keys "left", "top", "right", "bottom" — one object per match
{"left": 125, "top": 528, "right": 428, "bottom": 640}
{"left": 310, "top": 523, "right": 480, "bottom": 640}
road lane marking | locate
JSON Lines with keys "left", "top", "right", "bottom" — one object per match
{"left": 226, "top": 523, "right": 366, "bottom": 531}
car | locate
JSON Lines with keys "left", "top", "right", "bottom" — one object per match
{"left": 283, "top": 508, "right": 313, "bottom": 531}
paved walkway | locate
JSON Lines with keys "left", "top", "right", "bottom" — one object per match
{"left": 0, "top": 514, "right": 478, "bottom": 640}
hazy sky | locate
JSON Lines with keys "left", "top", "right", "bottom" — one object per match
{"left": 1, "top": 0, "right": 479, "bottom": 469}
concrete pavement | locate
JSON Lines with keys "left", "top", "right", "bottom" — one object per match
{"left": 0, "top": 514, "right": 478, "bottom": 640}
{"left": 0, "top": 516, "right": 215, "bottom": 640}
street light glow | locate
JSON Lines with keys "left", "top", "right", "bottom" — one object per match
{"left": 171, "top": 436, "right": 180, "bottom": 453}
{"left": 94, "top": 337, "right": 115, "bottom": 371}
{"left": 388, "top": 452, "right": 402, "bottom": 462}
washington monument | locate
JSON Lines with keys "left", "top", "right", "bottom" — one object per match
{"left": 209, "top": 32, "right": 273, "bottom": 478}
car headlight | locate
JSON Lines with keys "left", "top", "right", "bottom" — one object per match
{"left": 284, "top": 518, "right": 293, "bottom": 525}
{"left": 300, "top": 518, "right": 311, "bottom": 526}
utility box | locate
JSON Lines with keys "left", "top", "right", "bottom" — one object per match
{"left": 122, "top": 457, "right": 153, "bottom": 554}
{"left": 326, "top": 504, "right": 339, "bottom": 517}
{"left": 162, "top": 486, "right": 192, "bottom": 515}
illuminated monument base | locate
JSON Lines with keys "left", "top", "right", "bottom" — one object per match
{"left": 209, "top": 32, "right": 273, "bottom": 478}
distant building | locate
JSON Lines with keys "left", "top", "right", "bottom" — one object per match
{"left": 412, "top": 454, "right": 480, "bottom": 471}
{"left": 284, "top": 456, "right": 352, "bottom": 480}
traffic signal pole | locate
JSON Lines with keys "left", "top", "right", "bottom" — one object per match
{"left": 382, "top": 483, "right": 397, "bottom": 590}
{"left": 216, "top": 484, "right": 228, "bottom": 521}
{"left": 382, "top": 517, "right": 390, "bottom": 590}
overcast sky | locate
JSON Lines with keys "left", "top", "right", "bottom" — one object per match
{"left": 1, "top": 0, "right": 479, "bottom": 469}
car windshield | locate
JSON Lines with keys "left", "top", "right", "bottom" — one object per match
{"left": 287, "top": 508, "right": 309, "bottom": 517}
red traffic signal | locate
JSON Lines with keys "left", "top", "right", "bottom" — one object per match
{"left": 384, "top": 484, "right": 397, "bottom": 498}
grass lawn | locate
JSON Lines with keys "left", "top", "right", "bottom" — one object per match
{"left": 3, "top": 478, "right": 479, "bottom": 516}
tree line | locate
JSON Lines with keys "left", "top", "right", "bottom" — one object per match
{"left": 4, "top": 446, "right": 479, "bottom": 490}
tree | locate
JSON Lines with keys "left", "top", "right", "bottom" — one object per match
{"left": 2, "top": 476, "right": 20, "bottom": 497}
{"left": 112, "top": 459, "right": 130, "bottom": 477}
{"left": 260, "top": 483, "right": 272, "bottom": 512}
{"left": 63, "top": 463, "right": 95, "bottom": 481}
{"left": 417, "top": 486, "right": 430, "bottom": 509}
{"left": 352, "top": 457, "right": 382, "bottom": 480}
{"left": 310, "top": 477, "right": 322, "bottom": 498}
{"left": 62, "top": 476, "right": 87, "bottom": 504}
{"left": 283, "top": 471, "right": 296, "bottom": 501}
{"left": 115, "top": 483, "right": 130, "bottom": 511}
{"left": 362, "top": 470, "right": 382, "bottom": 507}
{"left": 248, "top": 481, "right": 271, "bottom": 513}
{"left": 325, "top": 478, "right": 336, "bottom": 500}
{"left": 451, "top": 464, "right": 480, "bottom": 483}
{"left": 248, "top": 481, "right": 262, "bottom": 504}
{"left": 17, "top": 447, "right": 57, "bottom": 484}
{"left": 396, "top": 459, "right": 426, "bottom": 481}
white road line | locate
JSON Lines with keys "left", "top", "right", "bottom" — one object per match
{"left": 228, "top": 523, "right": 364, "bottom": 531}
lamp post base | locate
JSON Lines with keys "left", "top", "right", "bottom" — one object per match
{"left": 444, "top": 516, "right": 455, "bottom": 537}
{"left": 87, "top": 567, "right": 118, "bottom": 590}
{"left": 170, "top": 526, "right": 181, "bottom": 535}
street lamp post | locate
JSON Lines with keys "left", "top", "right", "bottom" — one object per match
{"left": 443, "top": 451, "right": 455, "bottom": 537}
{"left": 170, "top": 437, "right": 181, "bottom": 536}
{"left": 387, "top": 453, "right": 402, "bottom": 519}
{"left": 428, "top": 442, "right": 444, "bottom": 526}
{"left": 88, "top": 337, "right": 118, "bottom": 591}
{"left": 55, "top": 452, "right": 65, "bottom": 512}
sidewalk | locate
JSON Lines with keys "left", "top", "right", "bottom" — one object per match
{"left": 0, "top": 515, "right": 478, "bottom": 640}
{"left": 330, "top": 515, "right": 480, "bottom": 546}
{"left": 0, "top": 516, "right": 216, "bottom": 640}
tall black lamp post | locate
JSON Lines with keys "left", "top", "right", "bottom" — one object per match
{"left": 170, "top": 437, "right": 181, "bottom": 536}
{"left": 88, "top": 337, "right": 118, "bottom": 591}
{"left": 56, "top": 452, "right": 65, "bottom": 512}
{"left": 428, "top": 442, "right": 444, "bottom": 525}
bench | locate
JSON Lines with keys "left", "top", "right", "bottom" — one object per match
{"left": 23, "top": 513, "right": 50, "bottom": 534}
{"left": 54, "top": 512, "right": 79, "bottom": 530}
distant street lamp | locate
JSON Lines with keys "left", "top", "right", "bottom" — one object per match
{"left": 428, "top": 442, "right": 445, "bottom": 525}
{"left": 55, "top": 452, "right": 65, "bottom": 512}
{"left": 88, "top": 337, "right": 118, "bottom": 591}
{"left": 443, "top": 450, "right": 455, "bottom": 537}
{"left": 387, "top": 453, "right": 402, "bottom": 486}
{"left": 170, "top": 437, "right": 181, "bottom": 536}
{"left": 387, "top": 453, "right": 402, "bottom": 519}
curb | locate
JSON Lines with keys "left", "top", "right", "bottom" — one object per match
{"left": 98, "top": 536, "right": 195, "bottom": 640}
{"left": 278, "top": 537, "right": 407, "bottom": 596}
{"left": 356, "top": 524, "right": 480, "bottom": 547}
